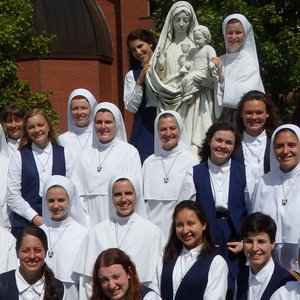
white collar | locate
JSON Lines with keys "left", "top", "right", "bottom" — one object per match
{"left": 113, "top": 212, "right": 137, "bottom": 225}
{"left": 16, "top": 268, "right": 45, "bottom": 294}
{"left": 74, "top": 123, "right": 92, "bottom": 134}
{"left": 32, "top": 142, "right": 51, "bottom": 154}
{"left": 208, "top": 158, "right": 231, "bottom": 174}
{"left": 279, "top": 162, "right": 300, "bottom": 179}
{"left": 249, "top": 257, "right": 274, "bottom": 284}
{"left": 7, "top": 137, "right": 20, "bottom": 145}
{"left": 181, "top": 244, "right": 203, "bottom": 260}
{"left": 47, "top": 216, "right": 73, "bottom": 228}
{"left": 97, "top": 137, "right": 118, "bottom": 150}
{"left": 243, "top": 130, "right": 267, "bottom": 144}
{"left": 160, "top": 144, "right": 182, "bottom": 157}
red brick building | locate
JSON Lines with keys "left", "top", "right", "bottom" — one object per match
{"left": 17, "top": 0, "right": 155, "bottom": 134}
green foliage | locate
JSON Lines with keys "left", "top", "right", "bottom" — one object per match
{"left": 151, "top": 0, "right": 300, "bottom": 120}
{"left": 0, "top": 0, "right": 57, "bottom": 123}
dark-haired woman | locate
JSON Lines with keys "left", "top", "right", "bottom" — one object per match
{"left": 7, "top": 108, "right": 73, "bottom": 238}
{"left": 0, "top": 226, "right": 65, "bottom": 299}
{"left": 152, "top": 200, "right": 228, "bottom": 300}
{"left": 179, "top": 122, "right": 251, "bottom": 299}
{"left": 2, "top": 104, "right": 25, "bottom": 158}
{"left": 91, "top": 248, "right": 162, "bottom": 300}
{"left": 233, "top": 90, "right": 281, "bottom": 179}
{"left": 124, "top": 29, "right": 157, "bottom": 163}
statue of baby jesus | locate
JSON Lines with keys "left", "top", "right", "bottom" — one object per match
{"left": 181, "top": 25, "right": 217, "bottom": 101}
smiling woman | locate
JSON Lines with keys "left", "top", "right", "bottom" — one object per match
{"left": 6, "top": 108, "right": 73, "bottom": 239}
{"left": 112, "top": 179, "right": 136, "bottom": 217}
{"left": 151, "top": 201, "right": 228, "bottom": 300}
{"left": 2, "top": 104, "right": 26, "bottom": 158}
{"left": 59, "top": 88, "right": 97, "bottom": 160}
{"left": 179, "top": 122, "right": 250, "bottom": 298}
{"left": 71, "top": 102, "right": 142, "bottom": 228}
{"left": 40, "top": 175, "right": 87, "bottom": 299}
{"left": 143, "top": 110, "right": 198, "bottom": 239}
{"left": 124, "top": 29, "right": 157, "bottom": 163}
{"left": 0, "top": 226, "right": 65, "bottom": 299}
{"left": 233, "top": 90, "right": 282, "bottom": 179}
{"left": 235, "top": 212, "right": 295, "bottom": 300}
{"left": 251, "top": 124, "right": 300, "bottom": 272}
{"left": 72, "top": 173, "right": 165, "bottom": 299}
{"left": 212, "top": 14, "right": 265, "bottom": 120}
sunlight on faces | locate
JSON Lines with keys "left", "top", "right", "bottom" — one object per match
{"left": 112, "top": 180, "right": 136, "bottom": 217}
{"left": 70, "top": 97, "right": 91, "bottom": 128}
{"left": 129, "top": 39, "right": 153, "bottom": 65}
{"left": 98, "top": 264, "right": 131, "bottom": 300}
{"left": 274, "top": 130, "right": 300, "bottom": 173}
{"left": 243, "top": 232, "right": 275, "bottom": 275}
{"left": 94, "top": 111, "right": 116, "bottom": 144}
{"left": 46, "top": 186, "right": 70, "bottom": 222}
{"left": 18, "top": 234, "right": 46, "bottom": 278}
{"left": 175, "top": 208, "right": 207, "bottom": 250}
{"left": 225, "top": 21, "right": 245, "bottom": 53}
{"left": 172, "top": 11, "right": 190, "bottom": 34}
{"left": 158, "top": 116, "right": 180, "bottom": 151}
{"left": 26, "top": 114, "right": 50, "bottom": 149}
{"left": 4, "top": 115, "right": 24, "bottom": 140}
{"left": 209, "top": 130, "right": 235, "bottom": 166}
{"left": 241, "top": 100, "right": 269, "bottom": 137}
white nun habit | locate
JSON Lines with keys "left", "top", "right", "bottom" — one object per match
{"left": 40, "top": 175, "right": 88, "bottom": 299}
{"left": 73, "top": 173, "right": 165, "bottom": 300}
{"left": 143, "top": 111, "right": 198, "bottom": 238}
{"left": 59, "top": 88, "right": 97, "bottom": 160}
{"left": 251, "top": 124, "right": 300, "bottom": 271}
{"left": 216, "top": 14, "right": 264, "bottom": 118}
{"left": 70, "top": 102, "right": 142, "bottom": 227}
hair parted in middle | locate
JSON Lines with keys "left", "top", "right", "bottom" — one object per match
{"left": 91, "top": 248, "right": 142, "bottom": 300}
{"left": 163, "top": 200, "right": 216, "bottom": 263}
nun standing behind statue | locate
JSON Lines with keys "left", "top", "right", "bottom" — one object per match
{"left": 211, "top": 14, "right": 265, "bottom": 120}
{"left": 146, "top": 1, "right": 216, "bottom": 155}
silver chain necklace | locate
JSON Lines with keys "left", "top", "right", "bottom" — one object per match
{"left": 97, "top": 145, "right": 114, "bottom": 172}
{"left": 114, "top": 219, "right": 134, "bottom": 248}
{"left": 76, "top": 131, "right": 91, "bottom": 150}
{"left": 243, "top": 138, "right": 264, "bottom": 163}
{"left": 280, "top": 175, "right": 299, "bottom": 206}
{"left": 48, "top": 225, "right": 70, "bottom": 258}
{"left": 160, "top": 154, "right": 178, "bottom": 183}
{"left": 33, "top": 150, "right": 51, "bottom": 173}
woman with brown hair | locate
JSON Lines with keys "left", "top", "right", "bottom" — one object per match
{"left": 2, "top": 103, "right": 26, "bottom": 157}
{"left": 7, "top": 108, "right": 73, "bottom": 238}
{"left": 0, "top": 226, "right": 65, "bottom": 299}
{"left": 233, "top": 90, "right": 281, "bottom": 178}
{"left": 124, "top": 29, "right": 157, "bottom": 163}
{"left": 151, "top": 200, "right": 228, "bottom": 300}
{"left": 91, "top": 248, "right": 161, "bottom": 300}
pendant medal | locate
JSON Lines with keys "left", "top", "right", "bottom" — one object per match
{"left": 282, "top": 198, "right": 288, "bottom": 206}
{"left": 97, "top": 166, "right": 102, "bottom": 172}
{"left": 48, "top": 251, "right": 53, "bottom": 258}
{"left": 164, "top": 177, "right": 169, "bottom": 183}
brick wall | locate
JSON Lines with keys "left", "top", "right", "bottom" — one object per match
{"left": 17, "top": 0, "right": 155, "bottom": 136}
